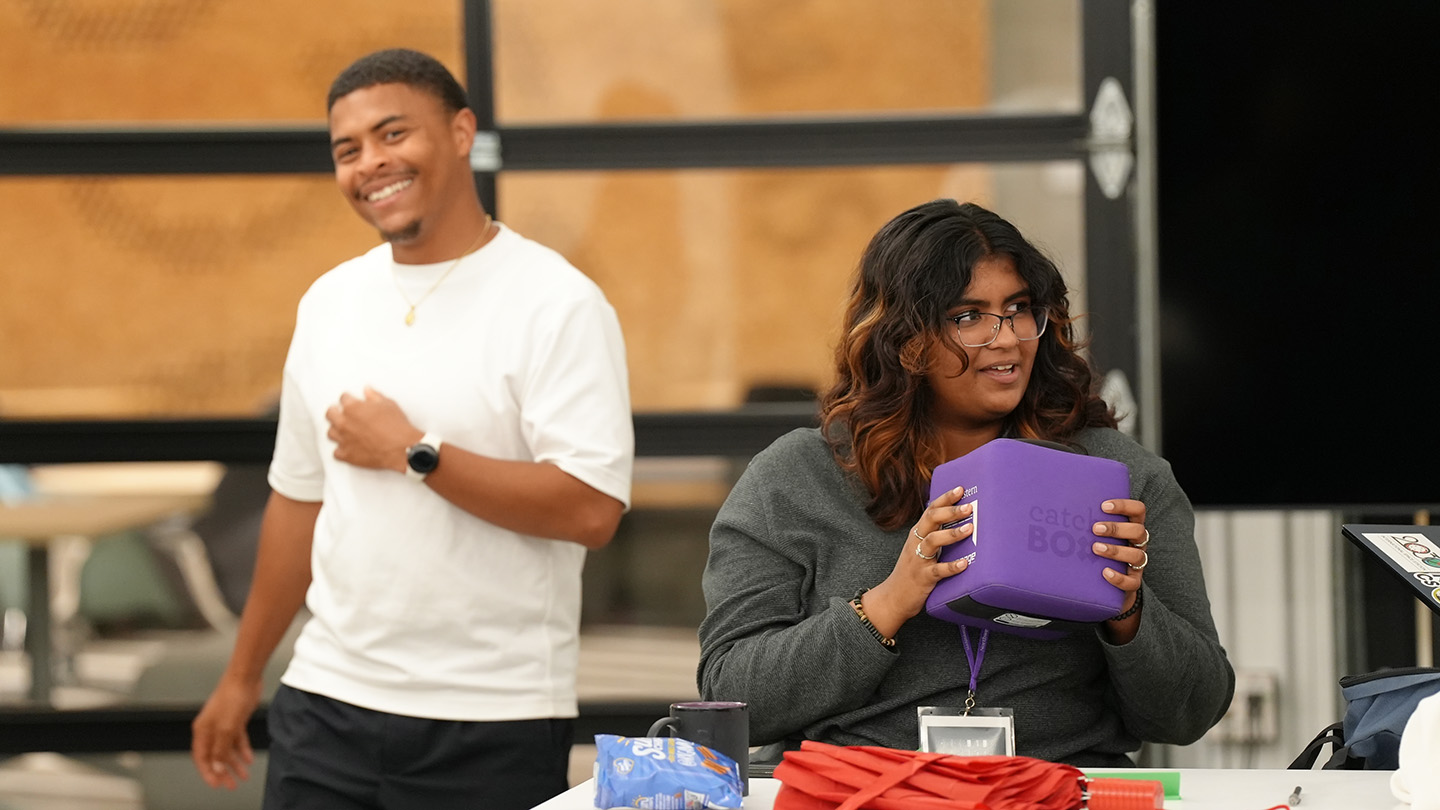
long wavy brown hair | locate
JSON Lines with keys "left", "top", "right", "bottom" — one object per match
{"left": 821, "top": 199, "right": 1117, "bottom": 530}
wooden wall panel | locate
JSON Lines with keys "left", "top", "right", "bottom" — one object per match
{"left": 0, "top": 0, "right": 462, "bottom": 122}
{"left": 493, "top": 0, "right": 989, "bottom": 122}
{"left": 497, "top": 0, "right": 993, "bottom": 409}
{"left": 0, "top": 176, "right": 377, "bottom": 416}
{"left": 504, "top": 165, "right": 994, "bottom": 412}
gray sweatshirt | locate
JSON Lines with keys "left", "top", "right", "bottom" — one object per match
{"left": 698, "top": 427, "right": 1234, "bottom": 766}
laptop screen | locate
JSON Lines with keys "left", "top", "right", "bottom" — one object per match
{"left": 1341, "top": 524, "right": 1440, "bottom": 616}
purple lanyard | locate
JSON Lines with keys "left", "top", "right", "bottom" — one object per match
{"left": 960, "top": 626, "right": 989, "bottom": 714}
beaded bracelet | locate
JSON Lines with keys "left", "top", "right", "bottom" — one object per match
{"left": 850, "top": 588, "right": 897, "bottom": 648}
{"left": 1108, "top": 587, "right": 1144, "bottom": 622}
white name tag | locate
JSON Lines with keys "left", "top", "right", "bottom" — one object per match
{"left": 993, "top": 613, "right": 1052, "bottom": 628}
{"left": 917, "top": 706, "right": 1016, "bottom": 756}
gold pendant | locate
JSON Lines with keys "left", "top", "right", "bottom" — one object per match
{"left": 405, "top": 308, "right": 416, "bottom": 326}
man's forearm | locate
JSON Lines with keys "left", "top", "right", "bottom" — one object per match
{"left": 422, "top": 447, "right": 623, "bottom": 549}
{"left": 221, "top": 492, "right": 319, "bottom": 682}
{"left": 322, "top": 387, "right": 625, "bottom": 548}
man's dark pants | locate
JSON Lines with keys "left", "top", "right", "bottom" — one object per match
{"left": 263, "top": 684, "right": 574, "bottom": 810}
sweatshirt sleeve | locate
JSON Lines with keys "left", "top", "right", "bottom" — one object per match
{"left": 696, "top": 441, "right": 902, "bottom": 744}
{"left": 1096, "top": 448, "right": 1236, "bottom": 744}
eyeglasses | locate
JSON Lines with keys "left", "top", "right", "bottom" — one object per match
{"left": 945, "top": 306, "right": 1048, "bottom": 348}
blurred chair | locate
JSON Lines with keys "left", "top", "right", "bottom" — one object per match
{"left": 0, "top": 465, "right": 33, "bottom": 654}
{"left": 184, "top": 463, "right": 269, "bottom": 617}
{"left": 76, "top": 530, "right": 213, "bottom": 638}
{"left": 74, "top": 460, "right": 272, "bottom": 640}
{"left": 0, "top": 542, "right": 25, "bottom": 654}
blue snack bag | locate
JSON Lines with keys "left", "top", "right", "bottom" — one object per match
{"left": 593, "top": 734, "right": 743, "bottom": 809}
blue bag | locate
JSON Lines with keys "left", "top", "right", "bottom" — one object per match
{"left": 1291, "top": 666, "right": 1440, "bottom": 769}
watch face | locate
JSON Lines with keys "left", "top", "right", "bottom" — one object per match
{"left": 407, "top": 443, "right": 440, "bottom": 474}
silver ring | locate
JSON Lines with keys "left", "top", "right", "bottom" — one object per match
{"left": 1130, "top": 550, "right": 1149, "bottom": 571}
{"left": 912, "top": 529, "right": 938, "bottom": 560}
{"left": 1133, "top": 529, "right": 1151, "bottom": 549}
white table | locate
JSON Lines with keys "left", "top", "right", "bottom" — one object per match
{"left": 534, "top": 768, "right": 1403, "bottom": 809}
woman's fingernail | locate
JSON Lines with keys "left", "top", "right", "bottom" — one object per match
{"left": 954, "top": 559, "right": 968, "bottom": 571}
{"left": 1104, "top": 568, "right": 1119, "bottom": 581}
{"left": 1093, "top": 542, "right": 1109, "bottom": 555}
{"left": 952, "top": 486, "right": 965, "bottom": 496}
{"left": 1093, "top": 523, "right": 1108, "bottom": 535}
{"left": 1102, "top": 501, "right": 1115, "bottom": 512}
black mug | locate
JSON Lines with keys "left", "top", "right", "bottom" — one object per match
{"left": 647, "top": 700, "right": 749, "bottom": 794}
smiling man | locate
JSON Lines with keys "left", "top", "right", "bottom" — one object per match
{"left": 189, "top": 49, "right": 634, "bottom": 810}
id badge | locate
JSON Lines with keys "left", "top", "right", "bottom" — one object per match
{"left": 917, "top": 706, "right": 1016, "bottom": 757}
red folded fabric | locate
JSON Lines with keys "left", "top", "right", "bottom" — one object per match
{"left": 772, "top": 741, "right": 1095, "bottom": 810}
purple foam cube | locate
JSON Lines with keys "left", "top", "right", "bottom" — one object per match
{"left": 923, "top": 438, "right": 1131, "bottom": 639}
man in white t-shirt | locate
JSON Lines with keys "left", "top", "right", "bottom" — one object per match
{"left": 190, "top": 48, "right": 633, "bottom": 810}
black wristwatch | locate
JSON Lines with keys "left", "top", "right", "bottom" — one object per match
{"left": 405, "top": 432, "right": 442, "bottom": 481}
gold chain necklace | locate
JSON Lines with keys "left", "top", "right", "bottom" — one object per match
{"left": 393, "top": 214, "right": 492, "bottom": 326}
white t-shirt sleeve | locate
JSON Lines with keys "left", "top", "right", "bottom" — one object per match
{"left": 267, "top": 327, "right": 326, "bottom": 503}
{"left": 519, "top": 290, "right": 633, "bottom": 509}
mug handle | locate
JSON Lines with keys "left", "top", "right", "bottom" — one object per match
{"left": 646, "top": 716, "right": 678, "bottom": 737}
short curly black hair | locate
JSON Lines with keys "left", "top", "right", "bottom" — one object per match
{"left": 327, "top": 48, "right": 469, "bottom": 113}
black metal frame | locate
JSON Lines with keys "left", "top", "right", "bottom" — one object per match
{"left": 0, "top": 700, "right": 674, "bottom": 754}
{"left": 0, "top": 404, "right": 820, "bottom": 463}
{"left": 0, "top": 115, "right": 1088, "bottom": 177}
{"left": 0, "top": 127, "right": 334, "bottom": 175}
{"left": 1080, "top": 0, "right": 1139, "bottom": 387}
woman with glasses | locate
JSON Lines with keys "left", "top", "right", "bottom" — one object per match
{"left": 698, "top": 199, "right": 1233, "bottom": 766}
